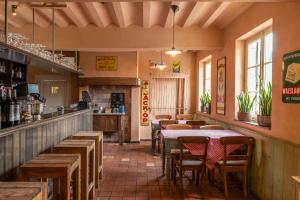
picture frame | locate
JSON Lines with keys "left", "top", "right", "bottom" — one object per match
{"left": 216, "top": 57, "right": 226, "bottom": 115}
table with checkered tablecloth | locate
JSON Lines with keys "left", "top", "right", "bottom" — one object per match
{"left": 160, "top": 129, "right": 244, "bottom": 184}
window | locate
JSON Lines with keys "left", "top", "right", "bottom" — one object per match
{"left": 204, "top": 60, "right": 212, "bottom": 94}
{"left": 246, "top": 28, "right": 273, "bottom": 114}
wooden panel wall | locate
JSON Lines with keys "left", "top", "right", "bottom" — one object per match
{"left": 0, "top": 110, "right": 92, "bottom": 180}
{"left": 195, "top": 113, "right": 300, "bottom": 200}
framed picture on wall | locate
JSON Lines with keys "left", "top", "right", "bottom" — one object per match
{"left": 216, "top": 57, "right": 226, "bottom": 115}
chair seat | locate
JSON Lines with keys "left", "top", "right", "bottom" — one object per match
{"left": 217, "top": 160, "right": 246, "bottom": 166}
{"left": 176, "top": 160, "right": 203, "bottom": 166}
{"left": 170, "top": 149, "right": 190, "bottom": 154}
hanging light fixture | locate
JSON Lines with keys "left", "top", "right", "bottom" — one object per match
{"left": 165, "top": 5, "right": 181, "bottom": 57}
{"left": 156, "top": 50, "right": 167, "bottom": 70}
{"left": 12, "top": 5, "right": 18, "bottom": 16}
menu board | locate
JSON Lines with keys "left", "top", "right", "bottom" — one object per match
{"left": 141, "top": 80, "right": 150, "bottom": 126}
{"left": 96, "top": 56, "right": 118, "bottom": 71}
{"left": 282, "top": 50, "right": 300, "bottom": 103}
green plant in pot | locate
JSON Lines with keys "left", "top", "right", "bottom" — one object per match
{"left": 257, "top": 82, "right": 272, "bottom": 127}
{"left": 236, "top": 91, "right": 256, "bottom": 121}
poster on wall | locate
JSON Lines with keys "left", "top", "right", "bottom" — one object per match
{"left": 96, "top": 56, "right": 118, "bottom": 71}
{"left": 172, "top": 60, "right": 181, "bottom": 73}
{"left": 216, "top": 57, "right": 226, "bottom": 115}
{"left": 282, "top": 50, "right": 300, "bottom": 103}
{"left": 141, "top": 80, "right": 150, "bottom": 126}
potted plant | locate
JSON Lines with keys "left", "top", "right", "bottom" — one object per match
{"left": 236, "top": 91, "right": 256, "bottom": 121}
{"left": 257, "top": 82, "right": 272, "bottom": 127}
{"left": 204, "top": 92, "right": 211, "bottom": 114}
{"left": 200, "top": 95, "right": 206, "bottom": 112}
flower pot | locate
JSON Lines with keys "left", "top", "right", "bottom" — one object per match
{"left": 200, "top": 105, "right": 205, "bottom": 113}
{"left": 205, "top": 104, "right": 211, "bottom": 114}
{"left": 237, "top": 112, "right": 251, "bottom": 121}
{"left": 257, "top": 115, "right": 271, "bottom": 127}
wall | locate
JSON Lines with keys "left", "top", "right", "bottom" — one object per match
{"left": 196, "top": 2, "right": 300, "bottom": 145}
{"left": 79, "top": 50, "right": 197, "bottom": 140}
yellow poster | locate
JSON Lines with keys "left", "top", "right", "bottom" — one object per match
{"left": 96, "top": 56, "right": 118, "bottom": 71}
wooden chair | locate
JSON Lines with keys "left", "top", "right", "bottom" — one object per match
{"left": 173, "top": 136, "right": 210, "bottom": 193}
{"left": 20, "top": 154, "right": 81, "bottom": 200}
{"left": 186, "top": 120, "right": 206, "bottom": 126}
{"left": 0, "top": 182, "right": 48, "bottom": 200}
{"left": 72, "top": 131, "right": 103, "bottom": 188}
{"left": 216, "top": 136, "right": 254, "bottom": 198}
{"left": 166, "top": 124, "right": 192, "bottom": 130}
{"left": 155, "top": 114, "right": 172, "bottom": 120}
{"left": 159, "top": 120, "right": 177, "bottom": 128}
{"left": 200, "top": 124, "right": 225, "bottom": 130}
{"left": 156, "top": 120, "right": 178, "bottom": 153}
{"left": 176, "top": 114, "right": 194, "bottom": 120}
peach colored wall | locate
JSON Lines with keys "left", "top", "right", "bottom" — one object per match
{"left": 196, "top": 2, "right": 300, "bottom": 144}
{"left": 79, "top": 51, "right": 138, "bottom": 78}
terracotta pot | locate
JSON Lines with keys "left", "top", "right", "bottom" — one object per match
{"left": 257, "top": 115, "right": 271, "bottom": 127}
{"left": 205, "top": 104, "right": 211, "bottom": 114}
{"left": 237, "top": 112, "right": 251, "bottom": 121}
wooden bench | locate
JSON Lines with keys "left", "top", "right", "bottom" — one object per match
{"left": 72, "top": 131, "right": 103, "bottom": 188}
{"left": 53, "top": 139, "right": 95, "bottom": 200}
{"left": 20, "top": 154, "right": 81, "bottom": 200}
{"left": 0, "top": 182, "right": 47, "bottom": 200}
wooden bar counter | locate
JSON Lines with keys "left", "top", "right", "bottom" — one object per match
{"left": 0, "top": 109, "right": 93, "bottom": 180}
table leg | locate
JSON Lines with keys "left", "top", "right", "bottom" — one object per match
{"left": 162, "top": 140, "right": 165, "bottom": 175}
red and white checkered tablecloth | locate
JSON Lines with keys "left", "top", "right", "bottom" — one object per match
{"left": 161, "top": 129, "right": 244, "bottom": 170}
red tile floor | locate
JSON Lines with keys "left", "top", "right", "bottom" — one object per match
{"left": 96, "top": 142, "right": 257, "bottom": 200}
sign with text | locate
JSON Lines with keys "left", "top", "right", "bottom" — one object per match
{"left": 141, "top": 80, "right": 150, "bottom": 126}
{"left": 96, "top": 56, "right": 118, "bottom": 71}
{"left": 282, "top": 50, "right": 300, "bottom": 103}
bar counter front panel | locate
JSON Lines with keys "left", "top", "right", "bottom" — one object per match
{"left": 0, "top": 109, "right": 93, "bottom": 180}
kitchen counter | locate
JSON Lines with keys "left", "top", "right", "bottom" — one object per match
{"left": 93, "top": 112, "right": 126, "bottom": 116}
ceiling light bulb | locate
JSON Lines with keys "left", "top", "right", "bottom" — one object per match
{"left": 12, "top": 5, "right": 17, "bottom": 16}
{"left": 165, "top": 48, "right": 182, "bottom": 57}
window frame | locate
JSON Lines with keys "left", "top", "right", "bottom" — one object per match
{"left": 244, "top": 27, "right": 272, "bottom": 115}
{"left": 203, "top": 59, "right": 212, "bottom": 95}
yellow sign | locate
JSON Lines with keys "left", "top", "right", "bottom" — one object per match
{"left": 96, "top": 56, "right": 118, "bottom": 71}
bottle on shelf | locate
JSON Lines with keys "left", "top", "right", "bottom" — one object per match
{"left": 5, "top": 88, "right": 15, "bottom": 127}
{"left": 0, "top": 86, "right": 6, "bottom": 128}
{"left": 12, "top": 89, "right": 20, "bottom": 125}
{"left": 16, "top": 67, "right": 23, "bottom": 79}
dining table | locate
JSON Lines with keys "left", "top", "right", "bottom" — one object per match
{"left": 160, "top": 129, "right": 244, "bottom": 184}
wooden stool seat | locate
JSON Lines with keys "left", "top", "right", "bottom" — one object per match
{"left": 20, "top": 154, "right": 81, "bottom": 200}
{"left": 53, "top": 139, "right": 95, "bottom": 200}
{"left": 0, "top": 182, "right": 48, "bottom": 200}
{"left": 72, "top": 131, "right": 103, "bottom": 188}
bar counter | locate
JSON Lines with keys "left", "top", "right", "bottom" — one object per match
{"left": 0, "top": 108, "right": 93, "bottom": 180}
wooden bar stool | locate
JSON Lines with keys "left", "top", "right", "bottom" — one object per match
{"left": 72, "top": 131, "right": 103, "bottom": 188}
{"left": 0, "top": 182, "right": 48, "bottom": 200}
{"left": 53, "top": 139, "right": 95, "bottom": 200}
{"left": 20, "top": 154, "right": 81, "bottom": 200}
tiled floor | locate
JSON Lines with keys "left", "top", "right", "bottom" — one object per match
{"left": 96, "top": 142, "right": 256, "bottom": 200}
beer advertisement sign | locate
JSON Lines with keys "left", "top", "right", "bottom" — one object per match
{"left": 141, "top": 80, "right": 150, "bottom": 126}
{"left": 282, "top": 50, "right": 300, "bottom": 103}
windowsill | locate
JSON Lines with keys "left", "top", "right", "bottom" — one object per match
{"left": 234, "top": 119, "right": 271, "bottom": 131}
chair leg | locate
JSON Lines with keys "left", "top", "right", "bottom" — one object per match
{"left": 179, "top": 169, "right": 184, "bottom": 192}
{"left": 174, "top": 166, "right": 177, "bottom": 186}
{"left": 196, "top": 171, "right": 200, "bottom": 186}
{"left": 223, "top": 171, "right": 229, "bottom": 198}
{"left": 192, "top": 170, "right": 195, "bottom": 181}
{"left": 243, "top": 172, "right": 248, "bottom": 197}
{"left": 171, "top": 156, "right": 174, "bottom": 180}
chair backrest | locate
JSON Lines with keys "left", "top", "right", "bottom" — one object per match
{"left": 177, "top": 136, "right": 210, "bottom": 164}
{"left": 165, "top": 124, "right": 192, "bottom": 130}
{"left": 220, "top": 136, "right": 254, "bottom": 166}
{"left": 186, "top": 120, "right": 206, "bottom": 126}
{"left": 176, "top": 114, "right": 194, "bottom": 120}
{"left": 155, "top": 114, "right": 172, "bottom": 120}
{"left": 200, "top": 125, "right": 224, "bottom": 130}
{"left": 159, "top": 120, "right": 177, "bottom": 126}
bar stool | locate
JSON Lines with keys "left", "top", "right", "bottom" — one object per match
{"left": 0, "top": 181, "right": 48, "bottom": 200}
{"left": 20, "top": 154, "right": 81, "bottom": 200}
{"left": 72, "top": 131, "right": 103, "bottom": 188}
{"left": 53, "top": 139, "right": 95, "bottom": 200}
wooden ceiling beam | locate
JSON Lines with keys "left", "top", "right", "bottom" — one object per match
{"left": 35, "top": 8, "right": 68, "bottom": 27}
{"left": 182, "top": 2, "right": 203, "bottom": 28}
{"left": 143, "top": 1, "right": 151, "bottom": 28}
{"left": 84, "top": 2, "right": 110, "bottom": 28}
{"left": 202, "top": 2, "right": 231, "bottom": 28}
{"left": 112, "top": 2, "right": 127, "bottom": 28}
{"left": 63, "top": 2, "right": 88, "bottom": 27}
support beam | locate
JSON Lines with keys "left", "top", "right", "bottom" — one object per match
{"left": 182, "top": 2, "right": 203, "bottom": 27}
{"left": 84, "top": 2, "right": 108, "bottom": 28}
{"left": 202, "top": 2, "right": 231, "bottom": 28}
{"left": 143, "top": 1, "right": 151, "bottom": 28}
{"left": 37, "top": 8, "right": 69, "bottom": 27}
{"left": 63, "top": 2, "right": 88, "bottom": 27}
{"left": 112, "top": 2, "right": 127, "bottom": 28}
